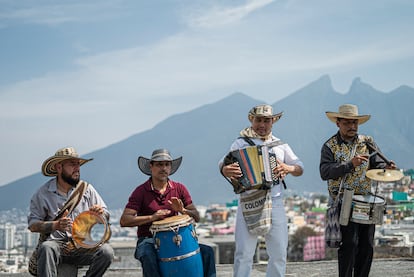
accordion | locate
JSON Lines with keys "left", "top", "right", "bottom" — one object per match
{"left": 224, "top": 144, "right": 280, "bottom": 194}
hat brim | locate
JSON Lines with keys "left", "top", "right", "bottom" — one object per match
{"left": 325, "top": 112, "right": 370, "bottom": 125}
{"left": 138, "top": 156, "right": 182, "bottom": 176}
{"left": 248, "top": 111, "right": 283, "bottom": 123}
{"left": 42, "top": 157, "right": 93, "bottom": 177}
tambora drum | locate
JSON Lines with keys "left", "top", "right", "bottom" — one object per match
{"left": 350, "top": 194, "right": 386, "bottom": 225}
{"left": 69, "top": 210, "right": 111, "bottom": 253}
{"left": 150, "top": 215, "right": 203, "bottom": 277}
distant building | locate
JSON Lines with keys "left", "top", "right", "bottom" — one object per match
{"left": 0, "top": 223, "right": 15, "bottom": 250}
{"left": 303, "top": 235, "right": 325, "bottom": 261}
{"left": 22, "top": 229, "right": 39, "bottom": 249}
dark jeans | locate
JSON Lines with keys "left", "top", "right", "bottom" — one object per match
{"left": 338, "top": 222, "right": 375, "bottom": 277}
{"left": 135, "top": 237, "right": 216, "bottom": 277}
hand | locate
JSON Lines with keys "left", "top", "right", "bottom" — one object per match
{"left": 153, "top": 209, "right": 171, "bottom": 220}
{"left": 168, "top": 197, "right": 185, "bottom": 213}
{"left": 385, "top": 160, "right": 397, "bottom": 170}
{"left": 56, "top": 210, "right": 72, "bottom": 232}
{"left": 274, "top": 160, "right": 292, "bottom": 179}
{"left": 222, "top": 163, "right": 242, "bottom": 180}
{"left": 89, "top": 205, "right": 104, "bottom": 215}
{"left": 352, "top": 155, "right": 369, "bottom": 167}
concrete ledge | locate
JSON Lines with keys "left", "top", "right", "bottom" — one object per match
{"left": 1, "top": 258, "right": 413, "bottom": 277}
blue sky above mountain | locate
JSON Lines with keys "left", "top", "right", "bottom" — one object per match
{"left": 1, "top": 0, "right": 413, "bottom": 185}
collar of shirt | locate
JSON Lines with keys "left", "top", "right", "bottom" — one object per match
{"left": 336, "top": 131, "right": 359, "bottom": 145}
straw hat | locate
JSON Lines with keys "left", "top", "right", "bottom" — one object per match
{"left": 248, "top": 104, "right": 283, "bottom": 123}
{"left": 138, "top": 149, "right": 182, "bottom": 176}
{"left": 326, "top": 104, "right": 371, "bottom": 125}
{"left": 41, "top": 147, "right": 93, "bottom": 177}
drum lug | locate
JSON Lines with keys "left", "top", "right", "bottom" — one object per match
{"left": 191, "top": 229, "right": 198, "bottom": 241}
{"left": 155, "top": 238, "right": 160, "bottom": 250}
{"left": 173, "top": 234, "right": 182, "bottom": 247}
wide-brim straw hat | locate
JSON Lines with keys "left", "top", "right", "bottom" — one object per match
{"left": 41, "top": 147, "right": 93, "bottom": 177}
{"left": 326, "top": 104, "right": 371, "bottom": 125}
{"left": 138, "top": 149, "right": 182, "bottom": 176}
{"left": 248, "top": 104, "right": 283, "bottom": 123}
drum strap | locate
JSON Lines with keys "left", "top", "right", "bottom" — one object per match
{"left": 334, "top": 145, "right": 358, "bottom": 206}
{"left": 56, "top": 181, "right": 89, "bottom": 219}
{"left": 239, "top": 136, "right": 255, "bottom": 146}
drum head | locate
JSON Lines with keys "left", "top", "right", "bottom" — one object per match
{"left": 352, "top": 194, "right": 384, "bottom": 204}
{"left": 72, "top": 211, "right": 109, "bottom": 249}
{"left": 150, "top": 215, "right": 193, "bottom": 232}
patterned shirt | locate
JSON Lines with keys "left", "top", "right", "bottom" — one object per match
{"left": 320, "top": 132, "right": 387, "bottom": 199}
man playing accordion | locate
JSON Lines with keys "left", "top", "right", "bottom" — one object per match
{"left": 219, "top": 104, "right": 304, "bottom": 277}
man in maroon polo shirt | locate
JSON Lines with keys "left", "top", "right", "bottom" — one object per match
{"left": 120, "top": 149, "right": 216, "bottom": 277}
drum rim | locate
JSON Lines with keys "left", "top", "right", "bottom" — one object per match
{"left": 151, "top": 214, "right": 192, "bottom": 226}
{"left": 150, "top": 214, "right": 193, "bottom": 233}
{"left": 352, "top": 194, "right": 385, "bottom": 203}
{"left": 72, "top": 210, "right": 110, "bottom": 249}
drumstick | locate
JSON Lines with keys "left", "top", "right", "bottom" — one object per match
{"left": 365, "top": 141, "right": 392, "bottom": 166}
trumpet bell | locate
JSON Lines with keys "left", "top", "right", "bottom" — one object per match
{"left": 72, "top": 210, "right": 111, "bottom": 249}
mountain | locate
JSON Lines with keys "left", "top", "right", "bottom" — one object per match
{"left": 1, "top": 75, "right": 413, "bottom": 211}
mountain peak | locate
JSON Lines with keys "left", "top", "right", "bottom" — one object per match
{"left": 293, "top": 74, "right": 335, "bottom": 96}
{"left": 348, "top": 77, "right": 377, "bottom": 94}
{"left": 1, "top": 77, "right": 413, "bottom": 210}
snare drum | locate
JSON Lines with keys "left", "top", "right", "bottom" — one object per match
{"left": 350, "top": 195, "right": 386, "bottom": 225}
{"left": 150, "top": 215, "right": 203, "bottom": 277}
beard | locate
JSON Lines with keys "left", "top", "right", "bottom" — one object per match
{"left": 61, "top": 171, "right": 80, "bottom": 187}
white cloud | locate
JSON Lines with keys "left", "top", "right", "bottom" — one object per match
{"left": 0, "top": 0, "right": 129, "bottom": 26}
{"left": 184, "top": 0, "right": 276, "bottom": 28}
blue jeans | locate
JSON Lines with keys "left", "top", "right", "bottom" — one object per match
{"left": 135, "top": 237, "right": 216, "bottom": 277}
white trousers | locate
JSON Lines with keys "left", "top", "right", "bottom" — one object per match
{"left": 233, "top": 196, "right": 288, "bottom": 277}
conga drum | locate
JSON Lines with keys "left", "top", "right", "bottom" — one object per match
{"left": 150, "top": 214, "right": 203, "bottom": 277}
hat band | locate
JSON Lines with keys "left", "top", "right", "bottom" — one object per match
{"left": 151, "top": 153, "right": 172, "bottom": 161}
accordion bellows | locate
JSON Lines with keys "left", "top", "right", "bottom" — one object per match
{"left": 225, "top": 145, "right": 279, "bottom": 193}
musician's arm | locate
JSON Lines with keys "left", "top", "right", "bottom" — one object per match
{"left": 279, "top": 144, "right": 304, "bottom": 177}
{"left": 120, "top": 208, "right": 156, "bottom": 227}
{"left": 28, "top": 221, "right": 57, "bottom": 233}
{"left": 288, "top": 164, "right": 303, "bottom": 177}
{"left": 29, "top": 218, "right": 71, "bottom": 233}
{"left": 182, "top": 204, "right": 200, "bottom": 223}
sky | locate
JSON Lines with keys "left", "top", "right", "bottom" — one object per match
{"left": 1, "top": 0, "right": 414, "bottom": 186}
